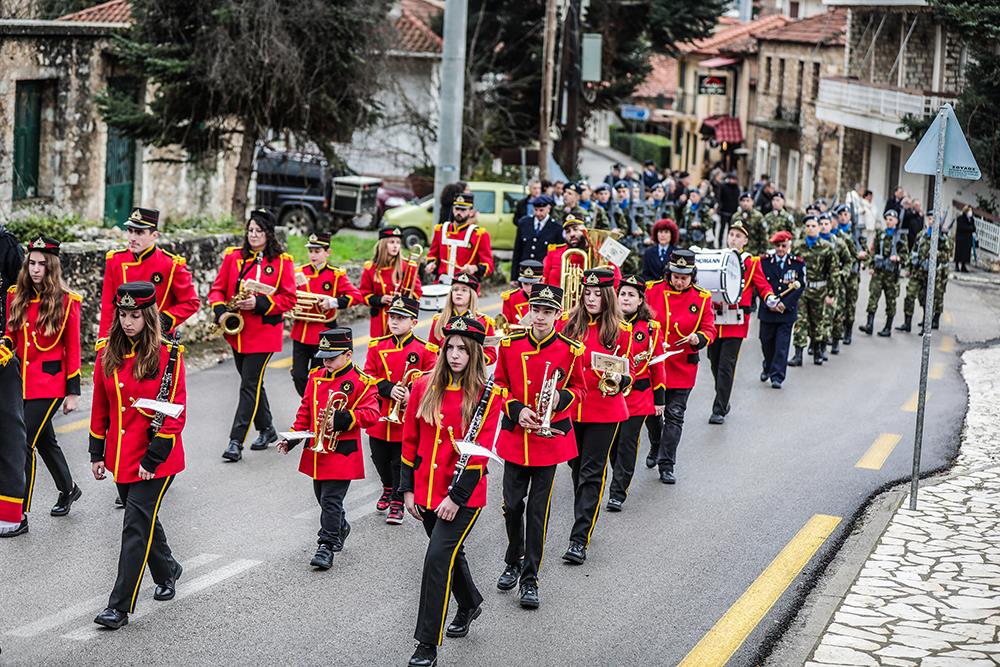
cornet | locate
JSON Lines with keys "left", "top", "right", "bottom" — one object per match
{"left": 310, "top": 390, "right": 349, "bottom": 454}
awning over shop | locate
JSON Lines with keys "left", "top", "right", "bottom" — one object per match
{"left": 698, "top": 56, "right": 739, "bottom": 69}
{"left": 699, "top": 115, "right": 744, "bottom": 145}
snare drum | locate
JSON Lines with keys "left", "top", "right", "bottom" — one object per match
{"left": 691, "top": 247, "right": 743, "bottom": 305}
{"left": 419, "top": 284, "right": 451, "bottom": 311}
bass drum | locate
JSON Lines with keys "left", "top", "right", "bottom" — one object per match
{"left": 691, "top": 247, "right": 743, "bottom": 305}
{"left": 419, "top": 284, "right": 451, "bottom": 312}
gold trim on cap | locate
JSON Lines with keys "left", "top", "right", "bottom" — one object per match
{"left": 30, "top": 238, "right": 46, "bottom": 249}
{"left": 319, "top": 337, "right": 333, "bottom": 350}
{"left": 119, "top": 293, "right": 137, "bottom": 308}
{"left": 539, "top": 286, "right": 555, "bottom": 299}
{"left": 451, "top": 318, "right": 468, "bottom": 331}
{"left": 584, "top": 273, "right": 600, "bottom": 285}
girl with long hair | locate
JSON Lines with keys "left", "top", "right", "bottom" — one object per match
{"left": 3, "top": 237, "right": 82, "bottom": 529}
{"left": 560, "top": 268, "right": 633, "bottom": 565}
{"left": 400, "top": 315, "right": 503, "bottom": 667}
{"left": 89, "top": 281, "right": 187, "bottom": 629}
{"left": 359, "top": 226, "right": 423, "bottom": 339}
{"left": 427, "top": 273, "right": 497, "bottom": 364}
{"left": 209, "top": 210, "right": 297, "bottom": 463}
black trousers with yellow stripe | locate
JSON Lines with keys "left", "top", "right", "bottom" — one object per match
{"left": 415, "top": 505, "right": 483, "bottom": 646}
{"left": 109, "top": 476, "right": 177, "bottom": 613}
{"left": 502, "top": 461, "right": 556, "bottom": 586}
{"left": 229, "top": 351, "right": 273, "bottom": 443}
{"left": 568, "top": 421, "right": 619, "bottom": 547}
{"left": 23, "top": 397, "right": 73, "bottom": 512}
{"left": 0, "top": 362, "right": 27, "bottom": 523}
{"left": 608, "top": 414, "right": 649, "bottom": 504}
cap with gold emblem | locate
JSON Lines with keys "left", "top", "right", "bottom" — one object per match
{"left": 518, "top": 260, "right": 543, "bottom": 284}
{"left": 387, "top": 295, "right": 420, "bottom": 319}
{"left": 315, "top": 328, "right": 353, "bottom": 359}
{"left": 668, "top": 249, "right": 696, "bottom": 275}
{"left": 114, "top": 281, "right": 156, "bottom": 310}
{"left": 528, "top": 283, "right": 563, "bottom": 309}
{"left": 443, "top": 315, "right": 486, "bottom": 345}
{"left": 619, "top": 274, "right": 646, "bottom": 296}
{"left": 582, "top": 267, "right": 615, "bottom": 288}
{"left": 452, "top": 272, "right": 480, "bottom": 293}
{"left": 728, "top": 220, "right": 749, "bottom": 238}
{"left": 305, "top": 232, "right": 331, "bottom": 249}
{"left": 124, "top": 207, "right": 160, "bottom": 230}
{"left": 451, "top": 193, "right": 475, "bottom": 210}
{"left": 27, "top": 236, "right": 60, "bottom": 256}
{"left": 562, "top": 214, "right": 586, "bottom": 229}
{"left": 379, "top": 226, "right": 403, "bottom": 240}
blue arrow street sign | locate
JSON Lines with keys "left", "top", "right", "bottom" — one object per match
{"left": 904, "top": 103, "right": 981, "bottom": 180}
{"left": 620, "top": 105, "right": 650, "bottom": 122}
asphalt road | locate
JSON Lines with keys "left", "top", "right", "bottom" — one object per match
{"left": 0, "top": 277, "right": 973, "bottom": 667}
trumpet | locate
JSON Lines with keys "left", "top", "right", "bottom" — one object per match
{"left": 494, "top": 313, "right": 530, "bottom": 337}
{"left": 310, "top": 390, "right": 349, "bottom": 454}
{"left": 534, "top": 362, "right": 564, "bottom": 438}
{"left": 382, "top": 364, "right": 422, "bottom": 424}
{"left": 286, "top": 290, "right": 333, "bottom": 323}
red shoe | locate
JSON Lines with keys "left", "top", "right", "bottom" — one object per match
{"left": 386, "top": 501, "right": 404, "bottom": 525}
{"left": 375, "top": 487, "right": 392, "bottom": 513}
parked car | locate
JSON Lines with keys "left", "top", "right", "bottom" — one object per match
{"left": 375, "top": 184, "right": 416, "bottom": 226}
{"left": 380, "top": 181, "right": 527, "bottom": 251}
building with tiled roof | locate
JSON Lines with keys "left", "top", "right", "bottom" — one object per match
{"left": 58, "top": 0, "right": 131, "bottom": 24}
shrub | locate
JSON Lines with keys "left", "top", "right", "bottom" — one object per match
{"left": 5, "top": 212, "right": 87, "bottom": 242}
{"left": 610, "top": 130, "right": 672, "bottom": 168}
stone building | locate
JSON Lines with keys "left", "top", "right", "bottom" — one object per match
{"left": 748, "top": 9, "right": 847, "bottom": 208}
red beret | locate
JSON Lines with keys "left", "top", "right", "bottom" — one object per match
{"left": 770, "top": 230, "right": 793, "bottom": 244}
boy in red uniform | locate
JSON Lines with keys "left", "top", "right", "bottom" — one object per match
{"left": 425, "top": 193, "right": 494, "bottom": 283}
{"left": 277, "top": 328, "right": 379, "bottom": 570}
{"left": 363, "top": 295, "right": 438, "bottom": 524}
{"left": 500, "top": 260, "right": 542, "bottom": 327}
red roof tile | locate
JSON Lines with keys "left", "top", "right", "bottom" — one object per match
{"left": 679, "top": 14, "right": 789, "bottom": 56}
{"left": 756, "top": 9, "right": 848, "bottom": 46}
{"left": 634, "top": 55, "right": 678, "bottom": 100}
{"left": 58, "top": 0, "right": 131, "bottom": 24}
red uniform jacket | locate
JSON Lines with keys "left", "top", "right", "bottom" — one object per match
{"left": 358, "top": 262, "right": 424, "bottom": 339}
{"left": 5, "top": 287, "right": 82, "bottom": 399}
{"left": 623, "top": 316, "right": 666, "bottom": 417}
{"left": 290, "top": 263, "right": 363, "bottom": 346}
{"left": 645, "top": 280, "right": 717, "bottom": 389}
{"left": 100, "top": 246, "right": 200, "bottom": 337}
{"left": 495, "top": 329, "right": 586, "bottom": 466}
{"left": 500, "top": 287, "right": 531, "bottom": 325}
{"left": 429, "top": 311, "right": 498, "bottom": 365}
{"left": 208, "top": 248, "right": 297, "bottom": 354}
{"left": 290, "top": 364, "right": 380, "bottom": 480}
{"left": 716, "top": 253, "right": 775, "bottom": 339}
{"left": 362, "top": 333, "right": 439, "bottom": 442}
{"left": 542, "top": 243, "right": 623, "bottom": 289}
{"left": 426, "top": 221, "right": 494, "bottom": 280}
{"left": 572, "top": 320, "right": 633, "bottom": 423}
{"left": 89, "top": 340, "right": 186, "bottom": 484}
{"left": 400, "top": 375, "right": 504, "bottom": 509}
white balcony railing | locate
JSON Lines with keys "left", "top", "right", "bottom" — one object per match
{"left": 816, "top": 76, "right": 957, "bottom": 137}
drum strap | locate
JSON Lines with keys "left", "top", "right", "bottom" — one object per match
{"left": 442, "top": 223, "right": 477, "bottom": 281}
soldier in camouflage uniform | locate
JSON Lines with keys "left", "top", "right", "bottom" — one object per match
{"left": 897, "top": 211, "right": 953, "bottom": 332}
{"left": 859, "top": 209, "right": 907, "bottom": 337}
{"left": 589, "top": 184, "right": 613, "bottom": 230}
{"left": 763, "top": 191, "right": 796, "bottom": 237}
{"left": 678, "top": 188, "right": 710, "bottom": 247}
{"left": 789, "top": 215, "right": 837, "bottom": 366}
{"left": 613, "top": 181, "right": 644, "bottom": 276}
{"left": 833, "top": 204, "right": 867, "bottom": 345}
{"left": 554, "top": 182, "right": 588, "bottom": 226}
{"left": 818, "top": 213, "right": 853, "bottom": 357}
{"left": 733, "top": 192, "right": 768, "bottom": 256}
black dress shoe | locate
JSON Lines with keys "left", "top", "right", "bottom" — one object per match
{"left": 445, "top": 604, "right": 482, "bottom": 638}
{"left": 408, "top": 642, "right": 437, "bottom": 667}
{"left": 519, "top": 582, "right": 540, "bottom": 609}
{"left": 249, "top": 426, "right": 277, "bottom": 451}
{"left": 497, "top": 562, "right": 521, "bottom": 591}
{"left": 606, "top": 497, "right": 624, "bottom": 512}
{"left": 0, "top": 517, "right": 28, "bottom": 538}
{"left": 310, "top": 543, "right": 334, "bottom": 570}
{"left": 561, "top": 542, "right": 586, "bottom": 565}
{"left": 659, "top": 470, "right": 676, "bottom": 485}
{"left": 51, "top": 484, "right": 82, "bottom": 517}
{"left": 708, "top": 413, "right": 724, "bottom": 425}
{"left": 760, "top": 371, "right": 769, "bottom": 382}
{"left": 644, "top": 454, "right": 656, "bottom": 469}
{"left": 154, "top": 561, "right": 183, "bottom": 601}
{"left": 771, "top": 380, "right": 782, "bottom": 389}
{"left": 222, "top": 440, "right": 243, "bottom": 462}
{"left": 94, "top": 607, "right": 128, "bottom": 629}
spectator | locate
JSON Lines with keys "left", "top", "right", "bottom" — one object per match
{"left": 642, "top": 218, "right": 678, "bottom": 281}
{"left": 642, "top": 160, "right": 660, "bottom": 191}
{"left": 902, "top": 198, "right": 924, "bottom": 250}
{"left": 846, "top": 183, "right": 876, "bottom": 234}
{"left": 754, "top": 181, "right": 776, "bottom": 215}
{"left": 553, "top": 180, "right": 565, "bottom": 207}
{"left": 513, "top": 179, "right": 542, "bottom": 224}
{"left": 604, "top": 163, "right": 623, "bottom": 187}
{"left": 954, "top": 205, "right": 976, "bottom": 272}
{"left": 717, "top": 171, "right": 741, "bottom": 240}
{"left": 884, "top": 185, "right": 906, "bottom": 217}
{"left": 751, "top": 174, "right": 770, "bottom": 201}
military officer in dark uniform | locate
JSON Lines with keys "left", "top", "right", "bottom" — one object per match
{"left": 512, "top": 195, "right": 562, "bottom": 282}
{"left": 758, "top": 231, "right": 806, "bottom": 388}
{"left": 0, "top": 222, "right": 27, "bottom": 536}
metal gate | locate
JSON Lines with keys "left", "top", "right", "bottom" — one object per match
{"left": 13, "top": 81, "right": 42, "bottom": 200}
{"left": 104, "top": 124, "right": 135, "bottom": 225}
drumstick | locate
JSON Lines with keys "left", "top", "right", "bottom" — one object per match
{"left": 779, "top": 280, "right": 801, "bottom": 297}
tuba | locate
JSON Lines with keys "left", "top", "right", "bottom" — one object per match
{"left": 534, "top": 362, "right": 564, "bottom": 438}
{"left": 310, "top": 390, "right": 349, "bottom": 454}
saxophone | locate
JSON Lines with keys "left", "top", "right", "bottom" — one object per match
{"left": 309, "top": 390, "right": 349, "bottom": 454}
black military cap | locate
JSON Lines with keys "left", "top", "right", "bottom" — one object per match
{"left": 833, "top": 204, "right": 849, "bottom": 215}
{"left": 387, "top": 295, "right": 420, "bottom": 319}
{"left": 443, "top": 315, "right": 486, "bottom": 345}
{"left": 529, "top": 283, "right": 562, "bottom": 309}
{"left": 668, "top": 249, "right": 696, "bottom": 275}
{"left": 530, "top": 195, "right": 554, "bottom": 207}
{"left": 27, "top": 236, "right": 60, "bottom": 256}
{"left": 316, "top": 328, "right": 352, "bottom": 359}
{"left": 379, "top": 226, "right": 403, "bottom": 240}
{"left": 771, "top": 191, "right": 786, "bottom": 200}
{"left": 614, "top": 180, "right": 631, "bottom": 190}
{"left": 124, "top": 207, "right": 159, "bottom": 230}
{"left": 305, "top": 232, "right": 331, "bottom": 249}
{"left": 566, "top": 182, "right": 584, "bottom": 195}
{"left": 593, "top": 184, "right": 611, "bottom": 194}
{"left": 582, "top": 267, "right": 615, "bottom": 288}
{"left": 802, "top": 214, "right": 820, "bottom": 225}
{"left": 115, "top": 281, "right": 156, "bottom": 310}
{"left": 452, "top": 272, "right": 480, "bottom": 293}
{"left": 619, "top": 274, "right": 646, "bottom": 296}
{"left": 518, "top": 260, "right": 543, "bottom": 284}
{"left": 884, "top": 209, "right": 899, "bottom": 219}
{"left": 739, "top": 191, "right": 753, "bottom": 200}
{"left": 452, "top": 193, "right": 475, "bottom": 210}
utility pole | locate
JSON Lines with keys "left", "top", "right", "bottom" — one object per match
{"left": 556, "top": 0, "right": 582, "bottom": 175}
{"left": 433, "top": 0, "right": 468, "bottom": 224}
{"left": 539, "top": 0, "right": 558, "bottom": 180}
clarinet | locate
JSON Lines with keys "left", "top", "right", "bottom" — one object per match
{"left": 449, "top": 374, "right": 496, "bottom": 489}
{"left": 150, "top": 333, "right": 181, "bottom": 436}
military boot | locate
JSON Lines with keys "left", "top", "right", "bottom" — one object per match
{"left": 813, "top": 343, "right": 825, "bottom": 365}
{"left": 830, "top": 338, "right": 840, "bottom": 355}
{"left": 859, "top": 312, "right": 875, "bottom": 335}
{"left": 932, "top": 313, "right": 941, "bottom": 329}
{"left": 877, "top": 317, "right": 893, "bottom": 337}
{"left": 842, "top": 321, "right": 854, "bottom": 345}
{"left": 788, "top": 347, "right": 803, "bottom": 367}
{"left": 896, "top": 316, "right": 912, "bottom": 332}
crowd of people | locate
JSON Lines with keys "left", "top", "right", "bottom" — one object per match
{"left": 0, "top": 162, "right": 968, "bottom": 664}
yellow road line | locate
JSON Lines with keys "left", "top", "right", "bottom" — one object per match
{"left": 271, "top": 301, "right": 503, "bottom": 370}
{"left": 856, "top": 433, "right": 902, "bottom": 470}
{"left": 678, "top": 514, "right": 842, "bottom": 667}
{"left": 54, "top": 417, "right": 90, "bottom": 435}
{"left": 901, "top": 391, "right": 928, "bottom": 412}
{"left": 942, "top": 311, "right": 954, "bottom": 325}
{"left": 929, "top": 362, "right": 945, "bottom": 380}
{"left": 939, "top": 335, "right": 955, "bottom": 352}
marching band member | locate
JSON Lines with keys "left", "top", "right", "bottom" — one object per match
{"left": 495, "top": 283, "right": 585, "bottom": 609}
{"left": 542, "top": 215, "right": 622, "bottom": 288}
{"left": 363, "top": 295, "right": 438, "bottom": 525}
{"left": 425, "top": 193, "right": 495, "bottom": 283}
{"left": 277, "top": 328, "right": 379, "bottom": 570}
{"left": 428, "top": 273, "right": 497, "bottom": 365}
{"left": 706, "top": 222, "right": 778, "bottom": 425}
{"left": 560, "top": 268, "right": 632, "bottom": 565}
{"left": 606, "top": 275, "right": 664, "bottom": 511}
{"left": 0, "top": 221, "right": 25, "bottom": 537}
{"left": 89, "top": 282, "right": 186, "bottom": 629}
{"left": 289, "top": 232, "right": 362, "bottom": 396}
{"left": 99, "top": 207, "right": 200, "bottom": 338}
{"left": 209, "top": 210, "right": 296, "bottom": 462}
{"left": 359, "top": 226, "right": 423, "bottom": 340}
{"left": 5, "top": 237, "right": 83, "bottom": 523}
{"left": 500, "top": 260, "right": 543, "bottom": 326}
{"left": 645, "top": 250, "right": 717, "bottom": 484}
{"left": 400, "top": 316, "right": 504, "bottom": 667}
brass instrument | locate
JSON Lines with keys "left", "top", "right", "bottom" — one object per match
{"left": 286, "top": 290, "right": 332, "bottom": 323}
{"left": 382, "top": 364, "right": 422, "bottom": 424}
{"left": 561, "top": 248, "right": 589, "bottom": 311}
{"left": 393, "top": 244, "right": 423, "bottom": 299}
{"left": 213, "top": 278, "right": 277, "bottom": 336}
{"left": 310, "top": 390, "right": 349, "bottom": 454}
{"left": 494, "top": 313, "right": 530, "bottom": 337}
{"left": 534, "top": 362, "right": 564, "bottom": 438}
{"left": 597, "top": 345, "right": 624, "bottom": 397}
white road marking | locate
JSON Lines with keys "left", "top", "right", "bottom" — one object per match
{"left": 5, "top": 553, "right": 223, "bottom": 638}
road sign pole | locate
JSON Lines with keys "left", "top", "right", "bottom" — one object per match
{"left": 909, "top": 105, "right": 947, "bottom": 511}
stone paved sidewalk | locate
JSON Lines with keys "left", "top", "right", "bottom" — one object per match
{"left": 805, "top": 346, "right": 1000, "bottom": 667}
